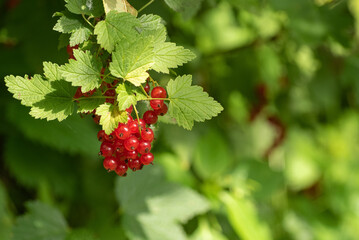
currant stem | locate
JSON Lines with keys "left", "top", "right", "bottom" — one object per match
{"left": 149, "top": 76, "right": 158, "bottom": 87}
{"left": 132, "top": 104, "right": 142, "bottom": 135}
{"left": 82, "top": 14, "right": 95, "bottom": 28}
{"left": 138, "top": 0, "right": 155, "bottom": 13}
{"left": 140, "top": 85, "right": 150, "bottom": 98}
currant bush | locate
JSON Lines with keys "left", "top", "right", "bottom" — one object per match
{"left": 4, "top": 0, "right": 223, "bottom": 177}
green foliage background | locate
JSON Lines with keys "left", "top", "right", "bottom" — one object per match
{"left": 1, "top": 0, "right": 359, "bottom": 239}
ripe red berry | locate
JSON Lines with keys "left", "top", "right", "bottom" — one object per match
{"left": 103, "top": 157, "right": 118, "bottom": 172}
{"left": 97, "top": 130, "right": 106, "bottom": 142}
{"left": 140, "top": 153, "right": 154, "bottom": 165}
{"left": 115, "top": 124, "right": 131, "bottom": 140}
{"left": 138, "top": 141, "right": 152, "bottom": 154}
{"left": 138, "top": 119, "right": 146, "bottom": 130}
{"left": 100, "top": 141, "right": 114, "bottom": 157}
{"left": 154, "top": 103, "right": 168, "bottom": 116}
{"left": 83, "top": 89, "right": 96, "bottom": 97}
{"left": 105, "top": 132, "right": 116, "bottom": 142}
{"left": 114, "top": 140, "right": 125, "bottom": 155}
{"left": 124, "top": 136, "right": 139, "bottom": 151}
{"left": 128, "top": 158, "right": 142, "bottom": 171}
{"left": 151, "top": 86, "right": 167, "bottom": 98}
{"left": 126, "top": 105, "right": 133, "bottom": 114}
{"left": 144, "top": 82, "right": 150, "bottom": 93}
{"left": 125, "top": 150, "right": 138, "bottom": 160}
{"left": 150, "top": 100, "right": 164, "bottom": 110}
{"left": 141, "top": 128, "right": 154, "bottom": 142}
{"left": 74, "top": 87, "right": 83, "bottom": 99}
{"left": 128, "top": 120, "right": 139, "bottom": 134}
{"left": 92, "top": 114, "right": 101, "bottom": 124}
{"left": 143, "top": 111, "right": 158, "bottom": 125}
{"left": 115, "top": 161, "right": 128, "bottom": 176}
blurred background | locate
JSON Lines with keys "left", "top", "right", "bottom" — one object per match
{"left": 1, "top": 0, "right": 359, "bottom": 239}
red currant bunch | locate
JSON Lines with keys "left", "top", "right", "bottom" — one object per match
{"left": 96, "top": 86, "right": 169, "bottom": 177}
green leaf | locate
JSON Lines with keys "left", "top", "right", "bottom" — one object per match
{"left": 96, "top": 103, "right": 128, "bottom": 134}
{"left": 69, "top": 26, "right": 92, "bottom": 46}
{"left": 116, "top": 166, "right": 210, "bottom": 240}
{"left": 77, "top": 91, "right": 105, "bottom": 113}
{"left": 163, "top": 0, "right": 203, "bottom": 19}
{"left": 6, "top": 102, "right": 100, "bottom": 157}
{"left": 139, "top": 14, "right": 167, "bottom": 45}
{"left": 220, "top": 192, "right": 271, "bottom": 240}
{"left": 167, "top": 75, "right": 223, "bottom": 130}
{"left": 5, "top": 75, "right": 76, "bottom": 121}
{"left": 94, "top": 11, "right": 140, "bottom": 52}
{"left": 65, "top": 0, "right": 104, "bottom": 17}
{"left": 4, "top": 135, "right": 78, "bottom": 197}
{"left": 0, "top": 181, "right": 12, "bottom": 240}
{"left": 43, "top": 62, "right": 62, "bottom": 81}
{"left": 194, "top": 129, "right": 232, "bottom": 180}
{"left": 53, "top": 13, "right": 85, "bottom": 33}
{"left": 152, "top": 42, "right": 196, "bottom": 73}
{"left": 30, "top": 80, "right": 76, "bottom": 121}
{"left": 12, "top": 201, "right": 68, "bottom": 240}
{"left": 5, "top": 74, "right": 53, "bottom": 107}
{"left": 109, "top": 37, "right": 155, "bottom": 86}
{"left": 116, "top": 83, "right": 137, "bottom": 111}
{"left": 59, "top": 49, "right": 102, "bottom": 92}
{"left": 66, "top": 229, "right": 98, "bottom": 240}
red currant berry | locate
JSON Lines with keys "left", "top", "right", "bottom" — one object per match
{"left": 100, "top": 141, "right": 114, "bottom": 157}
{"left": 140, "top": 153, "right": 154, "bottom": 165}
{"left": 128, "top": 120, "right": 139, "bottom": 134}
{"left": 138, "top": 141, "right": 152, "bottom": 154}
{"left": 115, "top": 124, "right": 131, "bottom": 140}
{"left": 105, "top": 132, "right": 116, "bottom": 142}
{"left": 125, "top": 115, "right": 133, "bottom": 123}
{"left": 143, "top": 111, "right": 158, "bottom": 125}
{"left": 97, "top": 130, "right": 106, "bottom": 142}
{"left": 105, "top": 89, "right": 116, "bottom": 97}
{"left": 144, "top": 82, "right": 150, "bottom": 93}
{"left": 150, "top": 100, "right": 164, "bottom": 110}
{"left": 138, "top": 119, "right": 146, "bottom": 130}
{"left": 103, "top": 157, "right": 118, "bottom": 172}
{"left": 114, "top": 140, "right": 125, "bottom": 154}
{"left": 116, "top": 153, "right": 127, "bottom": 162}
{"left": 141, "top": 128, "right": 154, "bottom": 142}
{"left": 128, "top": 158, "right": 142, "bottom": 171}
{"left": 124, "top": 136, "right": 139, "bottom": 151}
{"left": 126, "top": 105, "right": 133, "bottom": 114}
{"left": 115, "top": 161, "right": 128, "bottom": 176}
{"left": 125, "top": 150, "right": 138, "bottom": 160}
{"left": 151, "top": 86, "right": 167, "bottom": 98}
{"left": 154, "top": 103, "right": 168, "bottom": 116}
{"left": 73, "top": 87, "right": 83, "bottom": 99}
{"left": 93, "top": 114, "right": 101, "bottom": 124}
{"left": 83, "top": 89, "right": 96, "bottom": 97}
